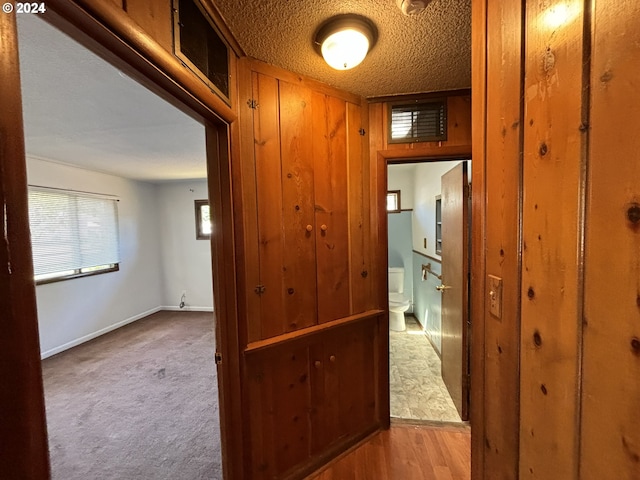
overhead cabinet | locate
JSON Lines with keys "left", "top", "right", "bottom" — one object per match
{"left": 240, "top": 61, "right": 374, "bottom": 343}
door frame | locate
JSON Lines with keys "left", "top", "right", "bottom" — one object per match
{"left": 0, "top": 2, "right": 244, "bottom": 479}
{"left": 375, "top": 146, "right": 478, "bottom": 425}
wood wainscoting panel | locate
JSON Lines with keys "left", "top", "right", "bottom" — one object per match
{"left": 519, "top": 1, "right": 585, "bottom": 478}
{"left": 246, "top": 317, "right": 379, "bottom": 480}
{"left": 483, "top": 1, "right": 523, "bottom": 478}
{"left": 581, "top": 1, "right": 640, "bottom": 478}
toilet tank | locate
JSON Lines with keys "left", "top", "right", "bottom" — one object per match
{"left": 388, "top": 267, "right": 405, "bottom": 293}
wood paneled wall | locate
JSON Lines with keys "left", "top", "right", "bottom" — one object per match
{"left": 473, "top": 1, "right": 640, "bottom": 479}
{"left": 368, "top": 91, "right": 472, "bottom": 158}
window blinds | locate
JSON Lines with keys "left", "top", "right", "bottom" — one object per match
{"left": 28, "top": 188, "right": 120, "bottom": 277}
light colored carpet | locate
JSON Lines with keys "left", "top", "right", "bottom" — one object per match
{"left": 41, "top": 310, "right": 222, "bottom": 479}
{"left": 390, "top": 316, "right": 461, "bottom": 422}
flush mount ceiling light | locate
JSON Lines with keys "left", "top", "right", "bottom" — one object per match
{"left": 314, "top": 14, "right": 378, "bottom": 71}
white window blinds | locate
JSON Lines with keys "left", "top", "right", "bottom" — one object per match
{"left": 28, "top": 188, "right": 120, "bottom": 280}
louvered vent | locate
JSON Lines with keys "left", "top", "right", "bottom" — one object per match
{"left": 389, "top": 101, "right": 447, "bottom": 143}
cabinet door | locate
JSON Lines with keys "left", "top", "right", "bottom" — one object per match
{"left": 312, "top": 92, "right": 351, "bottom": 323}
{"left": 246, "top": 344, "right": 312, "bottom": 480}
{"left": 252, "top": 74, "right": 318, "bottom": 339}
{"left": 310, "top": 321, "right": 377, "bottom": 454}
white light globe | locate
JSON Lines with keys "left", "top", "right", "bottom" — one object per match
{"left": 321, "top": 28, "right": 370, "bottom": 70}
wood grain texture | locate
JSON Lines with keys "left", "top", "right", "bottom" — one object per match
{"left": 440, "top": 162, "right": 469, "bottom": 421}
{"left": 125, "top": 0, "right": 172, "bottom": 52}
{"left": 307, "top": 424, "right": 470, "bottom": 480}
{"left": 247, "top": 58, "right": 361, "bottom": 106}
{"left": 519, "top": 1, "right": 584, "bottom": 478}
{"left": 57, "top": 0, "right": 236, "bottom": 123}
{"left": 0, "top": 11, "right": 50, "bottom": 478}
{"left": 346, "top": 102, "right": 371, "bottom": 314}
{"left": 483, "top": 1, "right": 523, "bottom": 477}
{"left": 253, "top": 72, "right": 287, "bottom": 339}
{"left": 580, "top": 2, "right": 640, "bottom": 478}
{"left": 313, "top": 92, "right": 351, "bottom": 323}
{"left": 280, "top": 80, "right": 318, "bottom": 331}
{"left": 378, "top": 93, "right": 472, "bottom": 152}
{"left": 205, "top": 124, "right": 245, "bottom": 480}
{"left": 236, "top": 57, "right": 261, "bottom": 345}
{"left": 470, "top": 2, "right": 487, "bottom": 478}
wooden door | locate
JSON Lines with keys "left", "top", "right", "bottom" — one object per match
{"left": 440, "top": 161, "right": 470, "bottom": 420}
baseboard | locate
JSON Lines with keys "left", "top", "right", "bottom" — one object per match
{"left": 40, "top": 306, "right": 162, "bottom": 359}
{"left": 161, "top": 306, "right": 214, "bottom": 312}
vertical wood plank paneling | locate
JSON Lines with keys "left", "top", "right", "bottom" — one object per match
{"left": 0, "top": 11, "right": 50, "bottom": 478}
{"left": 309, "top": 339, "right": 340, "bottom": 454}
{"left": 125, "top": 0, "right": 172, "bottom": 52}
{"left": 247, "top": 346, "right": 312, "bottom": 480}
{"left": 313, "top": 92, "right": 351, "bottom": 323}
{"left": 581, "top": 2, "right": 640, "bottom": 478}
{"left": 279, "top": 80, "right": 318, "bottom": 331}
{"left": 470, "top": 0, "right": 488, "bottom": 478}
{"left": 347, "top": 102, "right": 370, "bottom": 314}
{"left": 520, "top": 1, "right": 584, "bottom": 478}
{"left": 253, "top": 72, "right": 286, "bottom": 339}
{"left": 368, "top": 102, "right": 386, "bottom": 312}
{"left": 483, "top": 1, "right": 522, "bottom": 477}
{"left": 236, "top": 58, "right": 261, "bottom": 344}
{"left": 446, "top": 95, "right": 473, "bottom": 147}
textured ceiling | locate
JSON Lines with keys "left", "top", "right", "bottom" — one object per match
{"left": 212, "top": 0, "right": 471, "bottom": 98}
{"left": 17, "top": 15, "right": 206, "bottom": 182}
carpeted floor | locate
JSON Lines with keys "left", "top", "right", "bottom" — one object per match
{"left": 41, "top": 310, "right": 222, "bottom": 480}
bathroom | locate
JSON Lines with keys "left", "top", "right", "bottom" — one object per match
{"left": 387, "top": 160, "right": 471, "bottom": 423}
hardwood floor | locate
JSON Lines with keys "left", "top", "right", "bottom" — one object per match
{"left": 307, "top": 423, "right": 470, "bottom": 480}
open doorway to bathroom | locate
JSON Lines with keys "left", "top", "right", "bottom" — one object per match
{"left": 387, "top": 159, "right": 471, "bottom": 424}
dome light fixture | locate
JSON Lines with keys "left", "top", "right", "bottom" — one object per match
{"left": 314, "top": 14, "right": 378, "bottom": 71}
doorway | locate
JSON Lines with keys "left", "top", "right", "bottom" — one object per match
{"left": 386, "top": 159, "right": 471, "bottom": 424}
{"left": 14, "top": 12, "right": 229, "bottom": 479}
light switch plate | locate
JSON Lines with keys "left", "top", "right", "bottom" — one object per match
{"left": 488, "top": 274, "right": 503, "bottom": 319}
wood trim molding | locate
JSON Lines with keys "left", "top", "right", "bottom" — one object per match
{"left": 46, "top": 0, "right": 236, "bottom": 124}
{"left": 470, "top": 0, "right": 487, "bottom": 478}
{"left": 367, "top": 88, "right": 471, "bottom": 104}
{"left": 245, "top": 310, "right": 384, "bottom": 354}
{"left": 0, "top": 12, "right": 50, "bottom": 478}
{"left": 380, "top": 144, "right": 471, "bottom": 161}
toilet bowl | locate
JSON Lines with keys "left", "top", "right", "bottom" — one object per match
{"left": 388, "top": 267, "right": 410, "bottom": 331}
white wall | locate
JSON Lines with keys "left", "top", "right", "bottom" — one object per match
{"left": 28, "top": 158, "right": 164, "bottom": 357}
{"left": 157, "top": 180, "right": 213, "bottom": 310}
{"left": 387, "top": 165, "right": 415, "bottom": 210}
{"left": 412, "top": 161, "right": 461, "bottom": 258}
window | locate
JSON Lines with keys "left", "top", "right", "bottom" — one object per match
{"left": 28, "top": 187, "right": 120, "bottom": 284}
{"left": 173, "top": 0, "right": 230, "bottom": 103}
{"left": 388, "top": 100, "right": 447, "bottom": 143}
{"left": 386, "top": 190, "right": 401, "bottom": 213}
{"left": 195, "top": 199, "right": 211, "bottom": 239}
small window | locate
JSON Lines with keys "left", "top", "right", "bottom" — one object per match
{"left": 389, "top": 100, "right": 447, "bottom": 143}
{"left": 173, "top": 0, "right": 230, "bottom": 103}
{"left": 387, "top": 190, "right": 401, "bottom": 213}
{"left": 28, "top": 187, "right": 120, "bottom": 284}
{"left": 195, "top": 200, "right": 211, "bottom": 240}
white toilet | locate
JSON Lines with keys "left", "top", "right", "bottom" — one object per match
{"left": 388, "top": 267, "right": 411, "bottom": 331}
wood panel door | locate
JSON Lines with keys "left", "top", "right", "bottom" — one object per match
{"left": 440, "top": 161, "right": 470, "bottom": 420}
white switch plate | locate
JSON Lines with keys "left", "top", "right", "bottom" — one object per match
{"left": 488, "top": 275, "right": 503, "bottom": 319}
